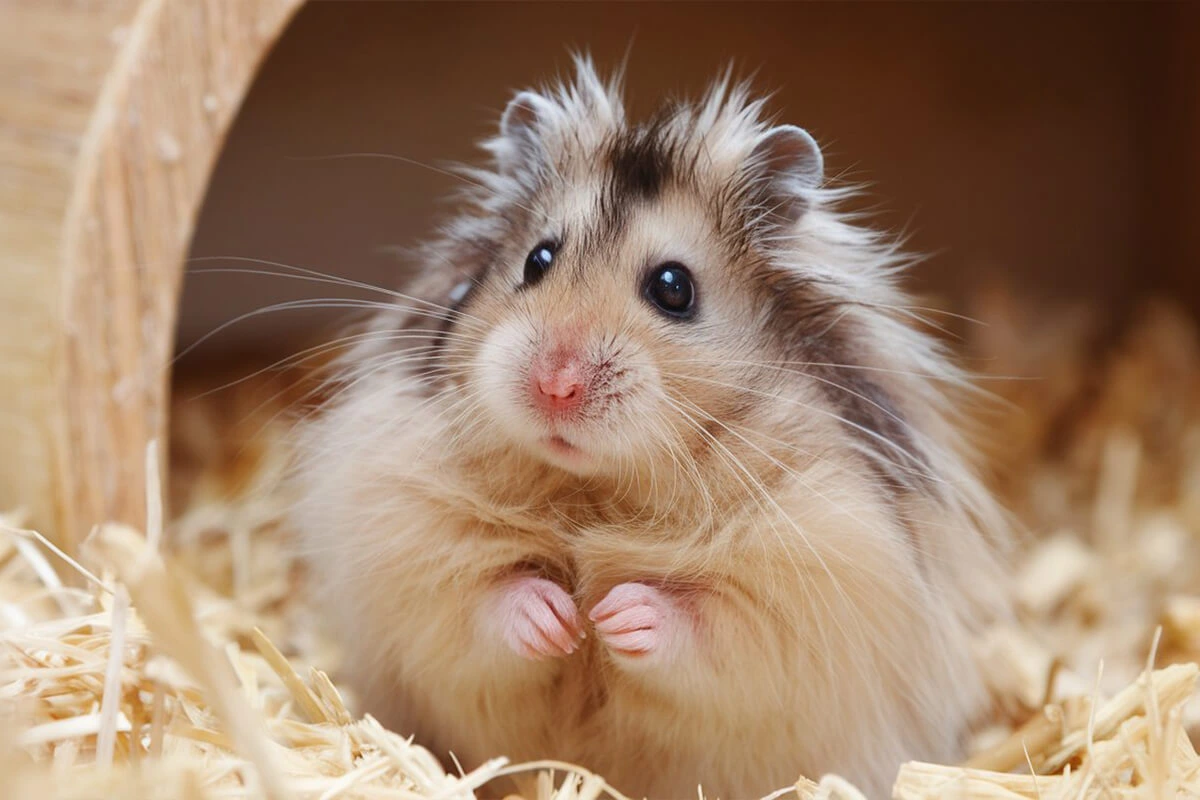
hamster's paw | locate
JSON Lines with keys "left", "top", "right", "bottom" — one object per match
{"left": 589, "top": 582, "right": 682, "bottom": 659}
{"left": 490, "top": 576, "right": 583, "bottom": 660}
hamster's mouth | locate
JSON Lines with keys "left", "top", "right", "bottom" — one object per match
{"left": 545, "top": 435, "right": 580, "bottom": 457}
{"left": 537, "top": 433, "right": 594, "bottom": 470}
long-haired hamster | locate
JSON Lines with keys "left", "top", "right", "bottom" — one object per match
{"left": 290, "top": 58, "right": 1009, "bottom": 798}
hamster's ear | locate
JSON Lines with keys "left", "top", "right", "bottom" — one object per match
{"left": 497, "top": 91, "right": 553, "bottom": 176}
{"left": 746, "top": 125, "right": 824, "bottom": 226}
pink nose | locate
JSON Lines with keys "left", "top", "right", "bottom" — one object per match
{"left": 532, "top": 358, "right": 585, "bottom": 412}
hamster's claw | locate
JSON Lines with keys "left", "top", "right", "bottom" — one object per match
{"left": 589, "top": 582, "right": 675, "bottom": 659}
{"left": 494, "top": 576, "right": 583, "bottom": 660}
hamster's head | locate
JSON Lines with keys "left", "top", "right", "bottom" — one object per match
{"left": 415, "top": 59, "right": 940, "bottom": 495}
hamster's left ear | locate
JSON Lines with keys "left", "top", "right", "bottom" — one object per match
{"left": 747, "top": 125, "right": 824, "bottom": 226}
{"left": 496, "top": 91, "right": 554, "bottom": 177}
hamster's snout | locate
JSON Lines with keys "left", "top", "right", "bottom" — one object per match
{"left": 477, "top": 316, "right": 655, "bottom": 471}
{"left": 531, "top": 348, "right": 586, "bottom": 416}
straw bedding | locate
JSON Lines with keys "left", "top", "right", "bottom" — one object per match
{"left": 3, "top": 291, "right": 1200, "bottom": 799}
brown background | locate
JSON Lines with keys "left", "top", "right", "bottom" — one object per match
{"left": 179, "top": 1, "right": 1200, "bottom": 361}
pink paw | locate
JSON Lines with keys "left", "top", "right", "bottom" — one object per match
{"left": 589, "top": 582, "right": 678, "bottom": 658}
{"left": 489, "top": 576, "right": 583, "bottom": 660}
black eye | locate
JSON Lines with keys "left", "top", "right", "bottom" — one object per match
{"left": 523, "top": 240, "right": 557, "bottom": 287}
{"left": 643, "top": 262, "right": 696, "bottom": 318}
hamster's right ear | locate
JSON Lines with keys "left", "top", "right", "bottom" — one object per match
{"left": 497, "top": 91, "right": 554, "bottom": 176}
{"left": 746, "top": 125, "right": 824, "bottom": 227}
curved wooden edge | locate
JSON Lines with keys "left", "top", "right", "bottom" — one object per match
{"left": 57, "top": 0, "right": 305, "bottom": 551}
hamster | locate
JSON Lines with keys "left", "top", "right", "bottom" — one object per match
{"left": 290, "top": 57, "right": 1010, "bottom": 799}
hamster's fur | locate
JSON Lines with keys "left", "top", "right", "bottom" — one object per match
{"left": 291, "top": 58, "right": 1009, "bottom": 799}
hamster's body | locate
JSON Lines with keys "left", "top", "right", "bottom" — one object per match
{"left": 291, "top": 60, "right": 1008, "bottom": 798}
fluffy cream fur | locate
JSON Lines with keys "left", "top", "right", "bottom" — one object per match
{"left": 291, "top": 57, "right": 1010, "bottom": 799}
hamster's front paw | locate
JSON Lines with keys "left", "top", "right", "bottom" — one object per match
{"left": 589, "top": 582, "right": 684, "bottom": 659}
{"left": 487, "top": 575, "right": 583, "bottom": 660}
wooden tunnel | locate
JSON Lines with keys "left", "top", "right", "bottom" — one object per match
{"left": 0, "top": 0, "right": 304, "bottom": 552}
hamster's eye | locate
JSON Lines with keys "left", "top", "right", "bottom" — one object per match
{"left": 643, "top": 262, "right": 696, "bottom": 319}
{"left": 523, "top": 241, "right": 557, "bottom": 287}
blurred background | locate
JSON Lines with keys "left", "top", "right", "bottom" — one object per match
{"left": 178, "top": 1, "right": 1200, "bottom": 365}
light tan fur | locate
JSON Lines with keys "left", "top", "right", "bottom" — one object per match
{"left": 290, "top": 59, "right": 1009, "bottom": 799}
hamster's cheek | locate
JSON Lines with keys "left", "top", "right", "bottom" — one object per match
{"left": 474, "top": 318, "right": 542, "bottom": 440}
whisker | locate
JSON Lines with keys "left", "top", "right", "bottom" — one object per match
{"left": 184, "top": 331, "right": 485, "bottom": 402}
{"left": 660, "top": 371, "right": 945, "bottom": 489}
{"left": 666, "top": 356, "right": 1033, "bottom": 384}
{"left": 186, "top": 255, "right": 486, "bottom": 321}
{"left": 173, "top": 296, "right": 480, "bottom": 368}
{"left": 290, "top": 153, "right": 548, "bottom": 221}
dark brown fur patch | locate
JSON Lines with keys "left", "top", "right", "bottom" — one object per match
{"left": 596, "top": 112, "right": 684, "bottom": 244}
{"left": 607, "top": 129, "right": 674, "bottom": 201}
{"left": 759, "top": 272, "right": 935, "bottom": 497}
